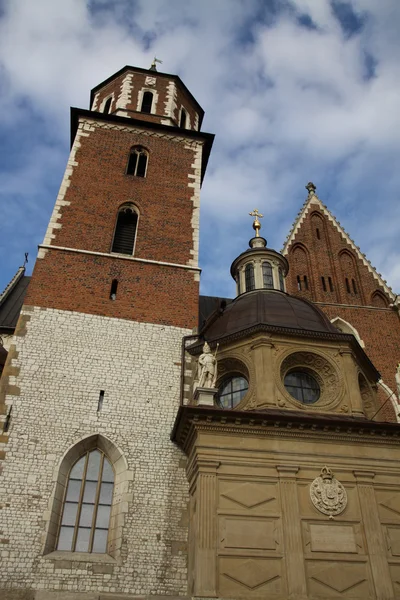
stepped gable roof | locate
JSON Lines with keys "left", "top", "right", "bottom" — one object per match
{"left": 282, "top": 188, "right": 396, "bottom": 301}
{"left": 201, "top": 289, "right": 338, "bottom": 344}
{"left": 0, "top": 268, "right": 31, "bottom": 330}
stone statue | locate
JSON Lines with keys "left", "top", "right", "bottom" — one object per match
{"left": 197, "top": 342, "right": 218, "bottom": 389}
{"left": 396, "top": 363, "right": 400, "bottom": 397}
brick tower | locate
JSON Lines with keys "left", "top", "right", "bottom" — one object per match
{"left": 283, "top": 182, "right": 400, "bottom": 420}
{"left": 0, "top": 64, "right": 213, "bottom": 596}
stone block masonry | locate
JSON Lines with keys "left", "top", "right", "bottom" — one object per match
{"left": 0, "top": 307, "right": 190, "bottom": 597}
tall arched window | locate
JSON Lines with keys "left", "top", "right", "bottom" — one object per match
{"left": 180, "top": 108, "right": 187, "bottom": 128}
{"left": 103, "top": 97, "right": 112, "bottom": 114}
{"left": 111, "top": 205, "right": 138, "bottom": 255}
{"left": 262, "top": 262, "right": 273, "bottom": 289}
{"left": 141, "top": 91, "right": 153, "bottom": 113}
{"left": 126, "top": 146, "right": 148, "bottom": 177}
{"left": 245, "top": 264, "right": 255, "bottom": 292}
{"left": 57, "top": 449, "right": 114, "bottom": 553}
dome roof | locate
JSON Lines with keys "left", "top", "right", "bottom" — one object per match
{"left": 203, "top": 289, "right": 338, "bottom": 342}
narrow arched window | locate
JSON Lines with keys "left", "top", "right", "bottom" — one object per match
{"left": 262, "top": 262, "right": 273, "bottom": 289}
{"left": 245, "top": 264, "right": 255, "bottom": 292}
{"left": 141, "top": 91, "right": 153, "bottom": 113}
{"left": 103, "top": 97, "right": 112, "bottom": 114}
{"left": 126, "top": 146, "right": 148, "bottom": 177}
{"left": 111, "top": 205, "right": 138, "bottom": 255}
{"left": 57, "top": 449, "right": 114, "bottom": 553}
{"left": 180, "top": 108, "right": 187, "bottom": 128}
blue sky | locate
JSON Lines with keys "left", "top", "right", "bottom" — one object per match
{"left": 1, "top": 0, "right": 400, "bottom": 298}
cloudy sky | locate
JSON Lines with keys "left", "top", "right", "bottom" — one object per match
{"left": 1, "top": 0, "right": 400, "bottom": 298}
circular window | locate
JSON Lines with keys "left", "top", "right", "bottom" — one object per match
{"left": 218, "top": 376, "right": 248, "bottom": 409}
{"left": 284, "top": 371, "right": 320, "bottom": 404}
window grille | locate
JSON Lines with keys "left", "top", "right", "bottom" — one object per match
{"left": 262, "top": 262, "right": 274, "bottom": 289}
{"left": 245, "top": 264, "right": 255, "bottom": 292}
{"left": 57, "top": 450, "right": 114, "bottom": 554}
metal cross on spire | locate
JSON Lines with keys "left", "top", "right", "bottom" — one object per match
{"left": 249, "top": 208, "right": 264, "bottom": 237}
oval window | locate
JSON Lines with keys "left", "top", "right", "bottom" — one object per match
{"left": 218, "top": 376, "right": 248, "bottom": 409}
{"left": 284, "top": 370, "right": 320, "bottom": 404}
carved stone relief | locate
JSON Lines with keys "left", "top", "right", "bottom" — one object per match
{"left": 310, "top": 467, "right": 347, "bottom": 517}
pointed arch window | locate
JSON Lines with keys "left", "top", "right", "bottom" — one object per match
{"left": 245, "top": 264, "right": 255, "bottom": 292}
{"left": 262, "top": 262, "right": 273, "bottom": 289}
{"left": 57, "top": 450, "right": 114, "bottom": 553}
{"left": 126, "top": 146, "right": 148, "bottom": 177}
{"left": 111, "top": 205, "right": 138, "bottom": 255}
{"left": 141, "top": 91, "right": 153, "bottom": 113}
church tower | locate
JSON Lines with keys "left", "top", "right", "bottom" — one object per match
{"left": 0, "top": 64, "right": 213, "bottom": 597}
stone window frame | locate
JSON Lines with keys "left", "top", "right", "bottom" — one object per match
{"left": 43, "top": 434, "right": 132, "bottom": 562}
{"left": 278, "top": 350, "right": 343, "bottom": 411}
{"left": 125, "top": 145, "right": 149, "bottom": 178}
{"left": 110, "top": 202, "right": 140, "bottom": 256}
{"left": 99, "top": 93, "right": 115, "bottom": 114}
{"left": 136, "top": 87, "right": 159, "bottom": 114}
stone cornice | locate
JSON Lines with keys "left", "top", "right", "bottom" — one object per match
{"left": 171, "top": 405, "right": 400, "bottom": 455}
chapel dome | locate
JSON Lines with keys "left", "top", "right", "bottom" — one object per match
{"left": 202, "top": 289, "right": 338, "bottom": 342}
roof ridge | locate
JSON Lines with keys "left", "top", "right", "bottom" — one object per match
{"left": 282, "top": 191, "right": 397, "bottom": 301}
{"left": 0, "top": 267, "right": 25, "bottom": 306}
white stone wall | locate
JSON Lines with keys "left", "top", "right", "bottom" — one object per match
{"left": 0, "top": 307, "right": 190, "bottom": 596}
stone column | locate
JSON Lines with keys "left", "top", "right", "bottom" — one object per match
{"left": 354, "top": 470, "right": 394, "bottom": 600}
{"left": 341, "top": 350, "right": 364, "bottom": 417}
{"left": 252, "top": 339, "right": 275, "bottom": 407}
{"left": 277, "top": 466, "right": 307, "bottom": 600}
{"left": 193, "top": 459, "right": 219, "bottom": 597}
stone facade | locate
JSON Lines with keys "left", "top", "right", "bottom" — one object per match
{"left": 0, "top": 306, "right": 189, "bottom": 597}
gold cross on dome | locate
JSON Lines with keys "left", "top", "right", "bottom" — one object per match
{"left": 249, "top": 208, "right": 264, "bottom": 237}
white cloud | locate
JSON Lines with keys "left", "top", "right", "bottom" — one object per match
{"left": 1, "top": 0, "right": 400, "bottom": 296}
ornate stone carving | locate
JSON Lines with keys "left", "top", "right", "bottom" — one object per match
{"left": 310, "top": 466, "right": 347, "bottom": 517}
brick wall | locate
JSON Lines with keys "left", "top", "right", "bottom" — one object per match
{"left": 25, "top": 118, "right": 204, "bottom": 329}
{"left": 285, "top": 200, "right": 400, "bottom": 421}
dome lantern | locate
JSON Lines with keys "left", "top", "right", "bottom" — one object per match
{"left": 230, "top": 209, "right": 289, "bottom": 296}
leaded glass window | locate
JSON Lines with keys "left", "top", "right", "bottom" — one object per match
{"left": 57, "top": 450, "right": 114, "bottom": 553}
{"left": 218, "top": 376, "right": 249, "bottom": 409}
{"left": 262, "top": 262, "right": 273, "bottom": 289}
{"left": 245, "top": 264, "right": 255, "bottom": 292}
{"left": 284, "top": 371, "right": 320, "bottom": 404}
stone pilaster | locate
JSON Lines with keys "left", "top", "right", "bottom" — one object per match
{"left": 193, "top": 459, "right": 219, "bottom": 597}
{"left": 354, "top": 470, "right": 394, "bottom": 600}
{"left": 341, "top": 350, "right": 365, "bottom": 417}
{"left": 252, "top": 339, "right": 275, "bottom": 407}
{"left": 277, "top": 465, "right": 307, "bottom": 600}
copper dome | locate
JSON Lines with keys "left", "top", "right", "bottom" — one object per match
{"left": 202, "top": 289, "right": 338, "bottom": 342}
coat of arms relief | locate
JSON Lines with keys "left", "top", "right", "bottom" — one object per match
{"left": 310, "top": 466, "right": 347, "bottom": 518}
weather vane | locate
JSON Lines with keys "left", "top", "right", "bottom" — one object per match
{"left": 150, "top": 57, "right": 163, "bottom": 71}
{"left": 249, "top": 209, "right": 263, "bottom": 237}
